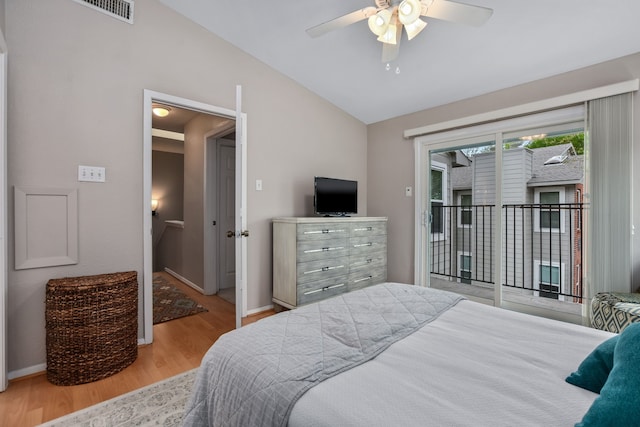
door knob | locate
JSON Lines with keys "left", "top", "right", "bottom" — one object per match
{"left": 226, "top": 230, "right": 235, "bottom": 238}
{"left": 241, "top": 230, "right": 249, "bottom": 237}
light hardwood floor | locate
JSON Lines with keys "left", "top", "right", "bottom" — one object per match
{"left": 0, "top": 272, "right": 275, "bottom": 426}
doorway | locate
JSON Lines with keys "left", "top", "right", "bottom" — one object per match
{"left": 142, "top": 90, "right": 247, "bottom": 344}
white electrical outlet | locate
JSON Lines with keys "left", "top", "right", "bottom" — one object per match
{"left": 78, "top": 165, "right": 106, "bottom": 182}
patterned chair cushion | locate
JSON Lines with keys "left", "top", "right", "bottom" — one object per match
{"left": 591, "top": 292, "right": 640, "bottom": 333}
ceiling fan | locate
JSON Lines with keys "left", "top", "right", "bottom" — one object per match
{"left": 306, "top": 0, "right": 493, "bottom": 63}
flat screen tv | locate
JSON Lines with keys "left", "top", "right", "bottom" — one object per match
{"left": 314, "top": 177, "right": 358, "bottom": 216}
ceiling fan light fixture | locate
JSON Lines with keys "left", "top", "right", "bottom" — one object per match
{"left": 398, "top": 0, "right": 421, "bottom": 25}
{"left": 368, "top": 9, "right": 392, "bottom": 36}
{"left": 377, "top": 22, "right": 398, "bottom": 44}
{"left": 404, "top": 17, "right": 427, "bottom": 40}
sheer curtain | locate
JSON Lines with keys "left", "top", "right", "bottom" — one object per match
{"left": 587, "top": 93, "right": 633, "bottom": 296}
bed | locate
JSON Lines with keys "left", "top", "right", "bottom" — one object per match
{"left": 182, "top": 283, "right": 638, "bottom": 427}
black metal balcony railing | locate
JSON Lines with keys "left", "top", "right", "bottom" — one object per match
{"left": 430, "top": 203, "right": 584, "bottom": 302}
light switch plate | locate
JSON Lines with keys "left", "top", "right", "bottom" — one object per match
{"left": 78, "top": 165, "right": 106, "bottom": 182}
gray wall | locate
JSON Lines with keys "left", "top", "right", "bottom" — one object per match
{"left": 367, "top": 52, "right": 640, "bottom": 292}
{"left": 6, "top": 0, "right": 367, "bottom": 374}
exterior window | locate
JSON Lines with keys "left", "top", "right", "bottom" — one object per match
{"left": 576, "top": 189, "right": 582, "bottom": 230}
{"left": 534, "top": 187, "right": 565, "bottom": 233}
{"left": 431, "top": 168, "right": 444, "bottom": 234}
{"left": 540, "top": 191, "right": 560, "bottom": 229}
{"left": 430, "top": 161, "right": 447, "bottom": 241}
{"left": 539, "top": 264, "right": 560, "bottom": 299}
{"left": 459, "top": 193, "right": 472, "bottom": 227}
{"left": 459, "top": 253, "right": 472, "bottom": 284}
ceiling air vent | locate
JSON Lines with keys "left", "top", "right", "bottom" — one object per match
{"left": 73, "top": 0, "right": 134, "bottom": 24}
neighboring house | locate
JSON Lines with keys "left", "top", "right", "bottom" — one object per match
{"left": 431, "top": 143, "right": 584, "bottom": 303}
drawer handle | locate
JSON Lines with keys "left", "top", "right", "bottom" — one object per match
{"left": 304, "top": 229, "right": 346, "bottom": 235}
{"left": 304, "top": 265, "right": 345, "bottom": 275}
{"left": 303, "top": 283, "right": 345, "bottom": 296}
{"left": 354, "top": 276, "right": 373, "bottom": 283}
{"left": 353, "top": 242, "right": 373, "bottom": 248}
{"left": 352, "top": 258, "right": 374, "bottom": 268}
{"left": 353, "top": 227, "right": 374, "bottom": 232}
{"left": 303, "top": 246, "right": 344, "bottom": 254}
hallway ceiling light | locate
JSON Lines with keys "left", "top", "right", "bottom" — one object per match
{"left": 152, "top": 105, "right": 171, "bottom": 117}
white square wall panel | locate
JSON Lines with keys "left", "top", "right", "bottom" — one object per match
{"left": 14, "top": 187, "right": 78, "bottom": 270}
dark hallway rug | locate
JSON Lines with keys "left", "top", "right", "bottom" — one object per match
{"left": 153, "top": 274, "right": 208, "bottom": 324}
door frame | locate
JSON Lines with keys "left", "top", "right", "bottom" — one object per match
{"left": 0, "top": 30, "right": 8, "bottom": 392}
{"left": 142, "top": 90, "right": 247, "bottom": 344}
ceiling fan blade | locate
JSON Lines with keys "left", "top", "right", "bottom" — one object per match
{"left": 423, "top": 0, "right": 493, "bottom": 27}
{"left": 306, "top": 7, "right": 378, "bottom": 38}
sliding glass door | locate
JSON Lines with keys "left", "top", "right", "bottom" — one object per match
{"left": 416, "top": 107, "right": 586, "bottom": 322}
{"left": 424, "top": 136, "right": 498, "bottom": 303}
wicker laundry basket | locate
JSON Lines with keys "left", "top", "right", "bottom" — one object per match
{"left": 45, "top": 271, "right": 138, "bottom": 386}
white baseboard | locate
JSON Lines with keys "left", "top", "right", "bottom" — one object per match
{"left": 164, "top": 268, "right": 203, "bottom": 293}
{"left": 247, "top": 304, "right": 273, "bottom": 316}
{"left": 9, "top": 341, "right": 151, "bottom": 381}
{"left": 9, "top": 363, "right": 46, "bottom": 380}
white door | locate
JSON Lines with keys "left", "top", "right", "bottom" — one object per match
{"left": 218, "top": 143, "right": 236, "bottom": 290}
{"left": 234, "top": 86, "right": 247, "bottom": 329}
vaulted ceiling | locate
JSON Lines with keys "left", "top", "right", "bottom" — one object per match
{"left": 158, "top": 0, "right": 640, "bottom": 124}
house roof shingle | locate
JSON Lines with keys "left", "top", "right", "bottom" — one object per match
{"left": 450, "top": 144, "right": 583, "bottom": 190}
{"left": 527, "top": 144, "right": 583, "bottom": 186}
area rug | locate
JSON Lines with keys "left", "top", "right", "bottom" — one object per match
{"left": 153, "top": 274, "right": 208, "bottom": 324}
{"left": 38, "top": 369, "right": 197, "bottom": 426}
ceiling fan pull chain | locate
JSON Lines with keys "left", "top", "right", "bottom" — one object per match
{"left": 384, "top": 63, "right": 401, "bottom": 74}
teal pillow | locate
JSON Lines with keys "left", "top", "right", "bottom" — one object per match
{"left": 576, "top": 323, "right": 640, "bottom": 426}
{"left": 566, "top": 335, "right": 618, "bottom": 393}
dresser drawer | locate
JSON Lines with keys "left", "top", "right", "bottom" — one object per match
{"left": 349, "top": 252, "right": 386, "bottom": 272}
{"left": 297, "top": 276, "right": 348, "bottom": 305}
{"left": 350, "top": 235, "right": 387, "bottom": 257}
{"left": 347, "top": 267, "right": 387, "bottom": 292}
{"left": 297, "top": 258, "right": 348, "bottom": 284}
{"left": 297, "top": 239, "right": 349, "bottom": 263}
{"left": 297, "top": 223, "right": 350, "bottom": 242}
{"left": 350, "top": 221, "right": 387, "bottom": 238}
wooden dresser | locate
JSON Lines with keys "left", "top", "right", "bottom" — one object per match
{"left": 272, "top": 217, "right": 387, "bottom": 309}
